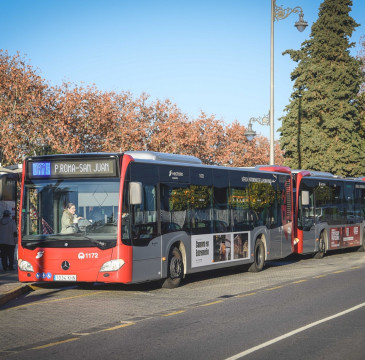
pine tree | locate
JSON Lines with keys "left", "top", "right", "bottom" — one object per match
{"left": 279, "top": 0, "right": 364, "bottom": 177}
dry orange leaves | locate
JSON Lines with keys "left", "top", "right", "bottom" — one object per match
{"left": 0, "top": 50, "right": 283, "bottom": 166}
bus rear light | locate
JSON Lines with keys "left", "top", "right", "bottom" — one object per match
{"left": 18, "top": 259, "right": 34, "bottom": 272}
{"left": 100, "top": 259, "right": 125, "bottom": 272}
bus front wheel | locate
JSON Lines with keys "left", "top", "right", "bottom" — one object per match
{"left": 314, "top": 232, "right": 326, "bottom": 259}
{"left": 248, "top": 239, "right": 265, "bottom": 273}
{"left": 162, "top": 246, "right": 184, "bottom": 289}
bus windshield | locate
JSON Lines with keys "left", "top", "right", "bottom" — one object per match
{"left": 21, "top": 178, "right": 120, "bottom": 248}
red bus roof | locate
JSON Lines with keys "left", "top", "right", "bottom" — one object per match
{"left": 256, "top": 165, "right": 292, "bottom": 174}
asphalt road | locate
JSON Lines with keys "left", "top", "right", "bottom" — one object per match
{"left": 1, "top": 249, "right": 365, "bottom": 360}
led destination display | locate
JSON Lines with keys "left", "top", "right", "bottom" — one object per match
{"left": 29, "top": 158, "right": 117, "bottom": 178}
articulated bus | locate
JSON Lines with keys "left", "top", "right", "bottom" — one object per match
{"left": 18, "top": 151, "right": 294, "bottom": 288}
{"left": 293, "top": 171, "right": 365, "bottom": 258}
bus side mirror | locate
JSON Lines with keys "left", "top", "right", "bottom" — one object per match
{"left": 129, "top": 182, "right": 142, "bottom": 205}
{"left": 301, "top": 191, "right": 310, "bottom": 206}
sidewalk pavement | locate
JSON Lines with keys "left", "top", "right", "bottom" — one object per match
{"left": 0, "top": 269, "right": 34, "bottom": 307}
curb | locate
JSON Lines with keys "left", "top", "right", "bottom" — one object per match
{"left": 0, "top": 284, "right": 33, "bottom": 307}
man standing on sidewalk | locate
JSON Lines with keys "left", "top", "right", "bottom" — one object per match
{"left": 0, "top": 210, "right": 17, "bottom": 271}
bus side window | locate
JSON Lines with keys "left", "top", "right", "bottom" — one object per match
{"left": 131, "top": 184, "right": 157, "bottom": 244}
{"left": 229, "top": 170, "right": 252, "bottom": 232}
{"left": 213, "top": 169, "right": 229, "bottom": 233}
{"left": 355, "top": 185, "right": 365, "bottom": 222}
{"left": 189, "top": 168, "right": 213, "bottom": 235}
{"left": 160, "top": 183, "right": 188, "bottom": 235}
{"left": 344, "top": 183, "right": 355, "bottom": 224}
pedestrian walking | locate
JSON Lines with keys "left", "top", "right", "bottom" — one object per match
{"left": 0, "top": 210, "right": 17, "bottom": 271}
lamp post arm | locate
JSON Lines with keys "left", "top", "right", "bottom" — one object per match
{"left": 249, "top": 113, "right": 270, "bottom": 126}
{"left": 274, "top": 2, "right": 304, "bottom": 22}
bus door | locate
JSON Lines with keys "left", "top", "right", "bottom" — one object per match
{"left": 128, "top": 163, "right": 161, "bottom": 283}
{"left": 250, "top": 174, "right": 282, "bottom": 259}
{"left": 279, "top": 176, "right": 293, "bottom": 257}
{"left": 267, "top": 209, "right": 283, "bottom": 259}
{"left": 298, "top": 179, "right": 318, "bottom": 253}
{"left": 268, "top": 178, "right": 282, "bottom": 259}
{"left": 269, "top": 175, "right": 292, "bottom": 258}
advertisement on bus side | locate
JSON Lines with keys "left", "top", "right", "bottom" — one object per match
{"left": 191, "top": 232, "right": 250, "bottom": 268}
{"left": 329, "top": 226, "right": 361, "bottom": 249}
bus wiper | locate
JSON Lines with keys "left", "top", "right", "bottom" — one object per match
{"left": 89, "top": 238, "right": 108, "bottom": 248}
{"left": 25, "top": 236, "right": 61, "bottom": 244}
{"left": 74, "top": 233, "right": 108, "bottom": 248}
{"left": 23, "top": 237, "right": 62, "bottom": 248}
{"left": 24, "top": 234, "right": 109, "bottom": 249}
{"left": 25, "top": 240, "right": 44, "bottom": 247}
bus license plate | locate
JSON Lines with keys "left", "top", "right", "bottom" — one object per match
{"left": 54, "top": 275, "right": 77, "bottom": 281}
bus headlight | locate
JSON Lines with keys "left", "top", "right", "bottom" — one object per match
{"left": 100, "top": 259, "right": 125, "bottom": 272}
{"left": 18, "top": 259, "right": 34, "bottom": 272}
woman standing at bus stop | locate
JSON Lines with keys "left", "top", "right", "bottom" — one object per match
{"left": 0, "top": 210, "right": 17, "bottom": 271}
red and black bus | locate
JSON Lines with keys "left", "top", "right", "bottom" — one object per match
{"left": 293, "top": 171, "right": 365, "bottom": 258}
{"left": 18, "top": 151, "right": 294, "bottom": 288}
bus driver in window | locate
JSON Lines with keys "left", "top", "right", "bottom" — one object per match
{"left": 61, "top": 203, "right": 82, "bottom": 234}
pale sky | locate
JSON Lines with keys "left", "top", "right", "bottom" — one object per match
{"left": 1, "top": 0, "right": 364, "bottom": 140}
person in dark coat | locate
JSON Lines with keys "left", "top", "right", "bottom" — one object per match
{"left": 0, "top": 210, "right": 17, "bottom": 271}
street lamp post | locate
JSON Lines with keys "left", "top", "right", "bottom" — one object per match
{"left": 269, "top": 0, "right": 307, "bottom": 165}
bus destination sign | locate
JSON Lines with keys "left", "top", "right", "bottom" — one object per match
{"left": 29, "top": 159, "right": 117, "bottom": 178}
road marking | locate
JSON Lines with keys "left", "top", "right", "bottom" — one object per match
{"left": 163, "top": 310, "right": 186, "bottom": 317}
{"left": 200, "top": 300, "right": 224, "bottom": 307}
{"left": 313, "top": 275, "right": 327, "bottom": 278}
{"left": 101, "top": 322, "right": 135, "bottom": 331}
{"left": 236, "top": 292, "right": 257, "bottom": 298}
{"left": 224, "top": 301, "right": 365, "bottom": 360}
{"left": 4, "top": 290, "right": 114, "bottom": 311}
{"left": 351, "top": 266, "right": 361, "bottom": 269}
{"left": 32, "top": 337, "right": 79, "bottom": 350}
{"left": 28, "top": 284, "right": 46, "bottom": 291}
{"left": 266, "top": 286, "right": 283, "bottom": 291}
{"left": 292, "top": 279, "right": 307, "bottom": 284}
{"left": 333, "top": 270, "right": 345, "bottom": 274}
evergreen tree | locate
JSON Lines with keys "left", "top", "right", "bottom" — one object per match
{"left": 279, "top": 0, "right": 363, "bottom": 177}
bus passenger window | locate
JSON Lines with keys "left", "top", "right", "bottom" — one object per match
{"left": 213, "top": 170, "right": 229, "bottom": 233}
{"left": 160, "top": 184, "right": 188, "bottom": 235}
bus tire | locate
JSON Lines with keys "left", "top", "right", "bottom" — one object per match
{"left": 248, "top": 239, "right": 265, "bottom": 273}
{"left": 314, "top": 231, "right": 326, "bottom": 259}
{"left": 162, "top": 246, "right": 184, "bottom": 289}
{"left": 357, "top": 233, "right": 365, "bottom": 252}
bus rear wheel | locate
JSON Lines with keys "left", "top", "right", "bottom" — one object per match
{"left": 248, "top": 239, "right": 265, "bottom": 272}
{"left": 314, "top": 232, "right": 326, "bottom": 259}
{"left": 162, "top": 246, "right": 184, "bottom": 289}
